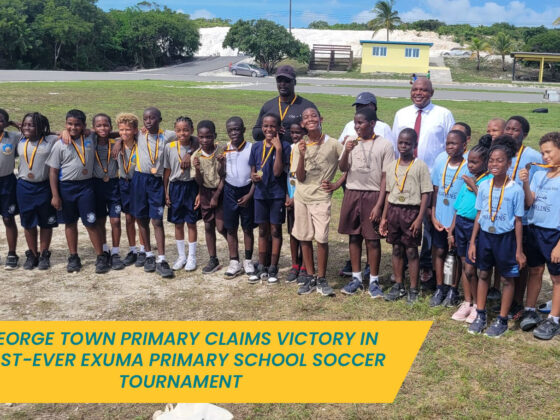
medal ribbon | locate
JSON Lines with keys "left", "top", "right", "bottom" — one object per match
{"left": 394, "top": 158, "right": 415, "bottom": 192}
{"left": 526, "top": 162, "right": 556, "bottom": 169}
{"left": 121, "top": 144, "right": 136, "bottom": 175}
{"left": 224, "top": 139, "right": 246, "bottom": 154}
{"left": 442, "top": 157, "right": 465, "bottom": 195}
{"left": 24, "top": 137, "right": 44, "bottom": 170}
{"left": 199, "top": 145, "right": 217, "bottom": 160}
{"left": 488, "top": 176, "right": 508, "bottom": 222}
{"left": 466, "top": 171, "right": 489, "bottom": 192}
{"left": 260, "top": 142, "right": 275, "bottom": 170}
{"left": 146, "top": 130, "right": 162, "bottom": 167}
{"left": 278, "top": 95, "right": 297, "bottom": 122}
{"left": 70, "top": 135, "right": 86, "bottom": 167}
{"left": 95, "top": 140, "right": 112, "bottom": 174}
{"left": 511, "top": 145, "right": 525, "bottom": 180}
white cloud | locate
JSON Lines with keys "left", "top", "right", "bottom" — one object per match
{"left": 356, "top": 1, "right": 560, "bottom": 26}
{"left": 299, "top": 11, "right": 335, "bottom": 25}
{"left": 190, "top": 9, "right": 215, "bottom": 19}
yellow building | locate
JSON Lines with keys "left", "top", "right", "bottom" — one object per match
{"left": 360, "top": 40, "right": 432, "bottom": 74}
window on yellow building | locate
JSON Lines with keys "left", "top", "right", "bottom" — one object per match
{"left": 372, "top": 47, "right": 387, "bottom": 56}
{"left": 405, "top": 48, "right": 420, "bottom": 58}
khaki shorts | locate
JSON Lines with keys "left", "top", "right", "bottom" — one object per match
{"left": 292, "top": 200, "right": 331, "bottom": 243}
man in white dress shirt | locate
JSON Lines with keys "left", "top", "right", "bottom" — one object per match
{"left": 338, "top": 92, "right": 395, "bottom": 145}
{"left": 392, "top": 78, "right": 455, "bottom": 288}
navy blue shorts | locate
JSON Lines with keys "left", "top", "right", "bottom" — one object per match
{"left": 223, "top": 182, "right": 255, "bottom": 231}
{"left": 477, "top": 229, "right": 520, "bottom": 278}
{"left": 93, "top": 177, "right": 121, "bottom": 219}
{"left": 130, "top": 172, "right": 165, "bottom": 220}
{"left": 432, "top": 226, "right": 449, "bottom": 251}
{"left": 59, "top": 179, "right": 97, "bottom": 227}
{"left": 16, "top": 179, "right": 58, "bottom": 229}
{"left": 167, "top": 180, "right": 201, "bottom": 225}
{"left": 254, "top": 198, "right": 285, "bottom": 225}
{"left": 0, "top": 173, "right": 18, "bottom": 218}
{"left": 455, "top": 215, "right": 475, "bottom": 265}
{"left": 526, "top": 225, "right": 560, "bottom": 276}
{"left": 119, "top": 178, "right": 132, "bottom": 214}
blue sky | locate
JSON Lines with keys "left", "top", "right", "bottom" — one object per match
{"left": 97, "top": 1, "right": 560, "bottom": 28}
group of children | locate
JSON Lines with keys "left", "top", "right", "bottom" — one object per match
{"left": 1, "top": 105, "right": 559, "bottom": 340}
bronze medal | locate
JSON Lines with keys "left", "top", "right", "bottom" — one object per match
{"left": 443, "top": 198, "right": 450, "bottom": 206}
{"left": 82, "top": 168, "right": 88, "bottom": 175}
{"left": 28, "top": 172, "right": 34, "bottom": 180}
{"left": 488, "top": 226, "right": 496, "bottom": 233}
{"left": 398, "top": 195, "right": 405, "bottom": 203}
{"left": 150, "top": 167, "right": 157, "bottom": 174}
{"left": 103, "top": 175, "right": 110, "bottom": 182}
{"left": 289, "top": 179, "right": 296, "bottom": 186}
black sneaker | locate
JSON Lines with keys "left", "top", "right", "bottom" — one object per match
{"left": 468, "top": 313, "right": 487, "bottom": 334}
{"left": 420, "top": 269, "right": 436, "bottom": 291}
{"left": 298, "top": 275, "right": 317, "bottom": 295}
{"left": 135, "top": 252, "right": 147, "bottom": 267}
{"left": 286, "top": 267, "right": 299, "bottom": 283}
{"left": 156, "top": 260, "right": 174, "bottom": 278}
{"left": 67, "top": 254, "right": 82, "bottom": 273}
{"left": 296, "top": 269, "right": 308, "bottom": 285}
{"left": 533, "top": 318, "right": 560, "bottom": 340}
{"left": 202, "top": 256, "right": 221, "bottom": 274}
{"left": 23, "top": 250, "right": 38, "bottom": 270}
{"left": 110, "top": 253, "right": 125, "bottom": 270}
{"left": 267, "top": 265, "right": 279, "bottom": 284}
{"left": 144, "top": 256, "right": 156, "bottom": 272}
{"left": 123, "top": 251, "right": 137, "bottom": 266}
{"left": 485, "top": 318, "right": 508, "bottom": 338}
{"left": 442, "top": 287, "right": 460, "bottom": 307}
{"left": 248, "top": 263, "right": 266, "bottom": 284}
{"left": 95, "top": 254, "right": 110, "bottom": 274}
{"left": 407, "top": 288, "right": 419, "bottom": 304}
{"left": 316, "top": 277, "right": 335, "bottom": 296}
{"left": 429, "top": 286, "right": 447, "bottom": 307}
{"left": 339, "top": 260, "right": 352, "bottom": 277}
{"left": 519, "top": 310, "right": 541, "bottom": 331}
{"left": 384, "top": 283, "right": 406, "bottom": 301}
{"left": 38, "top": 250, "right": 51, "bottom": 270}
{"left": 5, "top": 253, "right": 19, "bottom": 270}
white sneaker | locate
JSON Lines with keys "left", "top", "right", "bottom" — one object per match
{"left": 184, "top": 255, "right": 197, "bottom": 272}
{"left": 224, "top": 259, "right": 242, "bottom": 278}
{"left": 243, "top": 259, "right": 255, "bottom": 275}
{"left": 172, "top": 256, "right": 187, "bottom": 271}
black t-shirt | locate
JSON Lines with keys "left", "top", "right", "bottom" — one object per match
{"left": 252, "top": 95, "right": 317, "bottom": 143}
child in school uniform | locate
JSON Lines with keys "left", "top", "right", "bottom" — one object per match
{"left": 285, "top": 121, "right": 307, "bottom": 283}
{"left": 130, "top": 107, "right": 175, "bottom": 278}
{"left": 519, "top": 132, "right": 560, "bottom": 338}
{"left": 91, "top": 113, "right": 125, "bottom": 270}
{"left": 338, "top": 107, "right": 394, "bottom": 297}
{"left": 248, "top": 113, "right": 291, "bottom": 284}
{"left": 221, "top": 116, "right": 256, "bottom": 278}
{"left": 47, "top": 109, "right": 109, "bottom": 274}
{"left": 0, "top": 109, "right": 21, "bottom": 269}
{"left": 163, "top": 116, "right": 200, "bottom": 272}
{"left": 115, "top": 113, "right": 142, "bottom": 267}
{"left": 379, "top": 128, "right": 432, "bottom": 303}
{"left": 430, "top": 129, "right": 469, "bottom": 307}
{"left": 448, "top": 136, "right": 492, "bottom": 322}
{"left": 16, "top": 112, "right": 58, "bottom": 270}
{"left": 192, "top": 120, "right": 226, "bottom": 274}
{"left": 291, "top": 107, "right": 344, "bottom": 296}
{"left": 468, "top": 137, "right": 526, "bottom": 337}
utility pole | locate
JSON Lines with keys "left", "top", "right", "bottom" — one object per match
{"left": 289, "top": 0, "right": 292, "bottom": 34}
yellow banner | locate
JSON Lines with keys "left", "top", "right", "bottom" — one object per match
{"left": 0, "top": 321, "right": 431, "bottom": 403}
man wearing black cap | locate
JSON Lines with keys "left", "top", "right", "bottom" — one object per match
{"left": 338, "top": 92, "right": 394, "bottom": 145}
{"left": 252, "top": 65, "right": 317, "bottom": 143}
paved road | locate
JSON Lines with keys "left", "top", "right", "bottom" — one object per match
{"left": 0, "top": 56, "right": 553, "bottom": 104}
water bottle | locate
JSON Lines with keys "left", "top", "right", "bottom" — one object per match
{"left": 443, "top": 248, "right": 457, "bottom": 286}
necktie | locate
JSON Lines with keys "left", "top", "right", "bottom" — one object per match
{"left": 413, "top": 109, "right": 422, "bottom": 157}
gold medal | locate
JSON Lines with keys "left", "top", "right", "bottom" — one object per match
{"left": 28, "top": 172, "right": 34, "bottom": 180}
{"left": 398, "top": 195, "right": 405, "bottom": 203}
{"left": 488, "top": 226, "right": 496, "bottom": 233}
{"left": 443, "top": 198, "right": 450, "bottom": 206}
{"left": 150, "top": 167, "right": 157, "bottom": 174}
{"left": 82, "top": 168, "right": 88, "bottom": 175}
{"left": 103, "top": 175, "right": 109, "bottom": 182}
{"left": 256, "top": 170, "right": 263, "bottom": 177}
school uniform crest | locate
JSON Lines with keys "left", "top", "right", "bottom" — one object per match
{"left": 7, "top": 204, "right": 16, "bottom": 214}
{"left": 157, "top": 206, "right": 164, "bottom": 216}
{"left": 114, "top": 204, "right": 122, "bottom": 214}
{"left": 84, "top": 140, "right": 93, "bottom": 149}
{"left": 48, "top": 216, "right": 57, "bottom": 225}
{"left": 2, "top": 144, "right": 13, "bottom": 155}
{"left": 86, "top": 212, "right": 96, "bottom": 224}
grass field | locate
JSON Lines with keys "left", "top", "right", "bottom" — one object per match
{"left": 1, "top": 81, "right": 559, "bottom": 419}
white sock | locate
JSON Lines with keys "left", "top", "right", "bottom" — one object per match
{"left": 102, "top": 243, "right": 109, "bottom": 253}
{"left": 352, "top": 272, "right": 362, "bottom": 281}
{"left": 111, "top": 247, "right": 119, "bottom": 255}
{"left": 146, "top": 251, "right": 154, "bottom": 258}
{"left": 129, "top": 246, "right": 137, "bottom": 254}
{"left": 176, "top": 240, "right": 186, "bottom": 258}
{"left": 139, "top": 245, "right": 145, "bottom": 253}
{"left": 550, "top": 316, "right": 560, "bottom": 324}
{"left": 157, "top": 255, "right": 166, "bottom": 263}
{"left": 370, "top": 275, "right": 379, "bottom": 285}
{"left": 188, "top": 241, "right": 197, "bottom": 257}
{"left": 525, "top": 307, "right": 536, "bottom": 312}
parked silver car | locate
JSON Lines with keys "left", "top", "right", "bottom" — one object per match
{"left": 230, "top": 62, "right": 268, "bottom": 77}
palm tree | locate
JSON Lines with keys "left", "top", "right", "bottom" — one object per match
{"left": 492, "top": 32, "right": 514, "bottom": 72}
{"left": 368, "top": 0, "right": 402, "bottom": 41}
{"left": 554, "top": 17, "right": 560, "bottom": 26}
{"left": 469, "top": 37, "right": 490, "bottom": 71}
